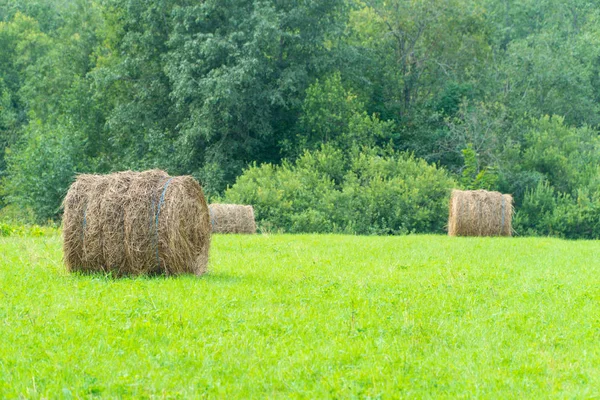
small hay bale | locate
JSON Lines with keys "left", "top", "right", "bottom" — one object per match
{"left": 62, "top": 169, "right": 211, "bottom": 276}
{"left": 208, "top": 204, "right": 257, "bottom": 234}
{"left": 448, "top": 189, "right": 513, "bottom": 237}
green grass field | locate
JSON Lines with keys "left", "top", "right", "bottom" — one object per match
{"left": 1, "top": 232, "right": 600, "bottom": 398}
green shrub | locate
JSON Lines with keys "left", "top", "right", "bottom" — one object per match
{"left": 504, "top": 116, "right": 600, "bottom": 239}
{"left": 513, "top": 181, "right": 558, "bottom": 236}
{"left": 225, "top": 146, "right": 456, "bottom": 234}
{"left": 2, "top": 120, "right": 87, "bottom": 223}
{"left": 0, "top": 222, "right": 56, "bottom": 237}
{"left": 0, "top": 223, "right": 11, "bottom": 236}
{"left": 522, "top": 115, "right": 600, "bottom": 194}
{"left": 0, "top": 204, "right": 36, "bottom": 224}
{"left": 514, "top": 181, "right": 600, "bottom": 239}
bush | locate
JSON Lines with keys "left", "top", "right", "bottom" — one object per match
{"left": 225, "top": 145, "right": 456, "bottom": 234}
{"left": 2, "top": 120, "right": 87, "bottom": 223}
{"left": 0, "top": 204, "right": 36, "bottom": 224}
{"left": 513, "top": 181, "right": 558, "bottom": 236}
{"left": 0, "top": 222, "right": 57, "bottom": 237}
{"left": 522, "top": 115, "right": 600, "bottom": 194}
{"left": 514, "top": 181, "right": 600, "bottom": 239}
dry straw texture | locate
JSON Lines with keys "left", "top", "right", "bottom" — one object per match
{"left": 448, "top": 189, "right": 513, "bottom": 237}
{"left": 208, "top": 204, "right": 257, "bottom": 234}
{"left": 62, "top": 170, "right": 211, "bottom": 276}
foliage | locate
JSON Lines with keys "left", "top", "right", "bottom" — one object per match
{"left": 514, "top": 182, "right": 600, "bottom": 239}
{"left": 2, "top": 121, "right": 88, "bottom": 223}
{"left": 460, "top": 143, "right": 498, "bottom": 190}
{"left": 508, "top": 116, "right": 600, "bottom": 238}
{"left": 294, "top": 72, "right": 396, "bottom": 155}
{"left": 0, "top": 222, "right": 56, "bottom": 236}
{"left": 522, "top": 115, "right": 600, "bottom": 193}
{"left": 2, "top": 0, "right": 600, "bottom": 237}
{"left": 0, "top": 203, "right": 35, "bottom": 224}
{"left": 164, "top": 0, "right": 348, "bottom": 193}
{"left": 225, "top": 145, "right": 455, "bottom": 234}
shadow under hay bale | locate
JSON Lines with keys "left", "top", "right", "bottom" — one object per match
{"left": 448, "top": 189, "right": 513, "bottom": 237}
{"left": 208, "top": 204, "right": 257, "bottom": 234}
{"left": 62, "top": 169, "right": 211, "bottom": 276}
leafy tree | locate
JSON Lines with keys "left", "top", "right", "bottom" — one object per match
{"left": 522, "top": 115, "right": 600, "bottom": 193}
{"left": 2, "top": 120, "right": 88, "bottom": 222}
{"left": 294, "top": 72, "right": 395, "bottom": 155}
{"left": 0, "top": 12, "right": 52, "bottom": 201}
{"left": 347, "top": 0, "right": 491, "bottom": 129}
{"left": 460, "top": 144, "right": 498, "bottom": 190}
{"left": 3, "top": 0, "right": 600, "bottom": 238}
{"left": 89, "top": 0, "right": 178, "bottom": 172}
{"left": 165, "top": 0, "right": 348, "bottom": 193}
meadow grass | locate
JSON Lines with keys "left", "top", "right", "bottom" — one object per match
{"left": 1, "top": 232, "right": 600, "bottom": 398}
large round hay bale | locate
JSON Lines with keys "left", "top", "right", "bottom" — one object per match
{"left": 448, "top": 189, "right": 513, "bottom": 237}
{"left": 208, "top": 204, "right": 257, "bottom": 234}
{"left": 62, "top": 170, "right": 211, "bottom": 276}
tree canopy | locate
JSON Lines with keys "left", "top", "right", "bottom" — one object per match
{"left": 1, "top": 0, "right": 600, "bottom": 238}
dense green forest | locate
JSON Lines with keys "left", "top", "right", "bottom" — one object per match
{"left": 1, "top": 0, "right": 600, "bottom": 237}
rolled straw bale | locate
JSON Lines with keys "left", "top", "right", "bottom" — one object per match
{"left": 208, "top": 204, "right": 257, "bottom": 234}
{"left": 62, "top": 169, "right": 211, "bottom": 276}
{"left": 448, "top": 189, "right": 513, "bottom": 237}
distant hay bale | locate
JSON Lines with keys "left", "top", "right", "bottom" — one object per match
{"left": 62, "top": 170, "right": 211, "bottom": 276}
{"left": 448, "top": 189, "right": 513, "bottom": 237}
{"left": 208, "top": 204, "right": 257, "bottom": 234}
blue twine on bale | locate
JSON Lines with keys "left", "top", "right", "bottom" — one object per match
{"left": 209, "top": 208, "right": 215, "bottom": 229}
{"left": 154, "top": 177, "right": 174, "bottom": 270}
{"left": 81, "top": 204, "right": 87, "bottom": 241}
{"left": 500, "top": 196, "right": 505, "bottom": 234}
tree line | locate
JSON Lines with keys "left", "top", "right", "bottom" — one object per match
{"left": 1, "top": 0, "right": 600, "bottom": 238}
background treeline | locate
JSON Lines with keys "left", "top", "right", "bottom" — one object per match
{"left": 1, "top": 0, "right": 600, "bottom": 238}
